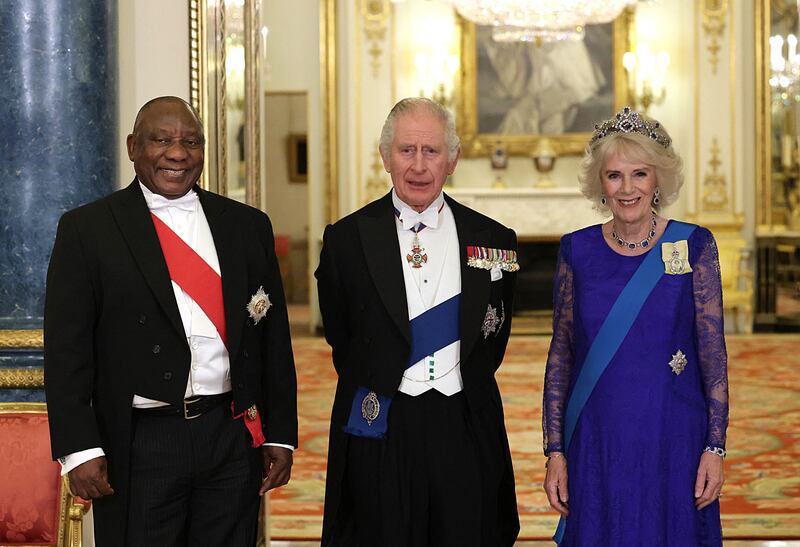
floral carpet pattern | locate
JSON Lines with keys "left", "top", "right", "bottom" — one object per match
{"left": 270, "top": 335, "right": 800, "bottom": 540}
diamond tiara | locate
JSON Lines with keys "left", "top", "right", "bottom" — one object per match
{"left": 589, "top": 106, "right": 672, "bottom": 150}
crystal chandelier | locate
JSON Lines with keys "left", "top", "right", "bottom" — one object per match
{"left": 448, "top": 0, "right": 636, "bottom": 42}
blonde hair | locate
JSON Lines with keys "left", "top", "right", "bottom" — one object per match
{"left": 578, "top": 128, "right": 683, "bottom": 215}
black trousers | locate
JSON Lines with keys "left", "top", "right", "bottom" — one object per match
{"left": 343, "top": 390, "right": 492, "bottom": 547}
{"left": 125, "top": 402, "right": 263, "bottom": 546}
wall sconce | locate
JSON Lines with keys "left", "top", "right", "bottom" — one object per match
{"left": 769, "top": 34, "right": 800, "bottom": 101}
{"left": 622, "top": 43, "right": 669, "bottom": 115}
{"left": 414, "top": 51, "right": 459, "bottom": 108}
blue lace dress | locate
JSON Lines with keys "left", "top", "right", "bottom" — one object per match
{"left": 542, "top": 222, "right": 729, "bottom": 546}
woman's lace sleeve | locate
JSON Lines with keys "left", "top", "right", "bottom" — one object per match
{"left": 692, "top": 228, "right": 730, "bottom": 449}
{"left": 542, "top": 235, "right": 575, "bottom": 455}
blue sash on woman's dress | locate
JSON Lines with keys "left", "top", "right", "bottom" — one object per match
{"left": 554, "top": 221, "right": 696, "bottom": 543}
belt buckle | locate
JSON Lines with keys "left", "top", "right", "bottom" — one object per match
{"left": 183, "top": 396, "right": 202, "bottom": 420}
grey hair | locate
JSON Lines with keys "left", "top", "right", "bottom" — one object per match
{"left": 379, "top": 97, "right": 460, "bottom": 161}
{"left": 578, "top": 125, "right": 684, "bottom": 215}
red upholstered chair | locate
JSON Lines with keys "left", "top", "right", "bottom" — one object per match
{"left": 0, "top": 403, "right": 89, "bottom": 547}
{"left": 274, "top": 235, "right": 293, "bottom": 301}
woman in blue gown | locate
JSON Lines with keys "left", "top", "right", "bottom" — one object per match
{"left": 542, "top": 107, "right": 729, "bottom": 546}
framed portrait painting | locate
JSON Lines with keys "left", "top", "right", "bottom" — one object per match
{"left": 456, "top": 11, "right": 632, "bottom": 157}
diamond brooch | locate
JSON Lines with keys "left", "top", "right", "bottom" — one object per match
{"left": 669, "top": 350, "right": 688, "bottom": 375}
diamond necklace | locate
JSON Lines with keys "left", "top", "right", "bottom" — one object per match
{"left": 611, "top": 212, "right": 657, "bottom": 250}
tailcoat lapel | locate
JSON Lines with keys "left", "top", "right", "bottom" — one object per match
{"left": 109, "top": 180, "right": 186, "bottom": 341}
{"left": 446, "top": 194, "right": 490, "bottom": 362}
{"left": 358, "top": 193, "right": 410, "bottom": 342}
{"left": 197, "top": 187, "right": 246, "bottom": 360}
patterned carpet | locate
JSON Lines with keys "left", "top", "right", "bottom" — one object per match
{"left": 270, "top": 334, "right": 800, "bottom": 540}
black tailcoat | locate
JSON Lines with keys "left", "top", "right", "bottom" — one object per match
{"left": 315, "top": 192, "right": 520, "bottom": 546}
{"left": 44, "top": 180, "right": 297, "bottom": 545}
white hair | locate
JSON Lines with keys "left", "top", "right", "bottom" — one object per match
{"left": 379, "top": 97, "right": 460, "bottom": 161}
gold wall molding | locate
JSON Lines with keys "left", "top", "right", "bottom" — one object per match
{"left": 189, "top": 0, "right": 206, "bottom": 119}
{"left": 0, "top": 401, "right": 45, "bottom": 412}
{"left": 364, "top": 145, "right": 389, "bottom": 204}
{"left": 321, "top": 0, "right": 339, "bottom": 223}
{"left": 702, "top": 0, "right": 728, "bottom": 74}
{"left": 360, "top": 0, "right": 389, "bottom": 77}
{"left": 0, "top": 329, "right": 43, "bottom": 349}
{"left": 189, "top": 0, "right": 226, "bottom": 194}
{"left": 0, "top": 368, "right": 44, "bottom": 389}
{"left": 244, "top": 0, "right": 261, "bottom": 208}
{"left": 693, "top": 0, "right": 741, "bottom": 231}
{"left": 702, "top": 138, "right": 729, "bottom": 211}
{"left": 755, "top": 0, "right": 772, "bottom": 228}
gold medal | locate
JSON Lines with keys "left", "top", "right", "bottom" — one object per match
{"left": 361, "top": 391, "right": 380, "bottom": 426}
{"left": 246, "top": 404, "right": 258, "bottom": 421}
{"left": 406, "top": 233, "right": 427, "bottom": 269}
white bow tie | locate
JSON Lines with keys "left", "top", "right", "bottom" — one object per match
{"left": 398, "top": 206, "right": 440, "bottom": 231}
{"left": 147, "top": 191, "right": 199, "bottom": 212}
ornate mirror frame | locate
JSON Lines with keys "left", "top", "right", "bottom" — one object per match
{"left": 756, "top": 0, "right": 772, "bottom": 229}
{"left": 755, "top": 0, "right": 800, "bottom": 230}
{"left": 188, "top": 0, "right": 261, "bottom": 207}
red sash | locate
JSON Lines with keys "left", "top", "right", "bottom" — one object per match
{"left": 151, "top": 213, "right": 266, "bottom": 446}
{"left": 150, "top": 213, "right": 228, "bottom": 348}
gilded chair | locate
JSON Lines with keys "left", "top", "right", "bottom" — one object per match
{"left": 716, "top": 238, "right": 754, "bottom": 333}
{"left": 0, "top": 402, "right": 89, "bottom": 547}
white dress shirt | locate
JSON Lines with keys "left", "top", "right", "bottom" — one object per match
{"left": 59, "top": 182, "right": 291, "bottom": 475}
{"left": 392, "top": 190, "right": 463, "bottom": 396}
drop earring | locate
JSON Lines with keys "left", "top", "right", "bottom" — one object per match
{"left": 601, "top": 194, "right": 607, "bottom": 206}
{"left": 653, "top": 187, "right": 661, "bottom": 206}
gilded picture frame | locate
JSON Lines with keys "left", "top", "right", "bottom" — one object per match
{"left": 456, "top": 10, "right": 633, "bottom": 157}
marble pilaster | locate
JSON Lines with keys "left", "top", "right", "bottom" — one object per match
{"left": 0, "top": 0, "right": 118, "bottom": 399}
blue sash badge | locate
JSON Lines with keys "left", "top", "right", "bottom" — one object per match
{"left": 343, "top": 294, "right": 461, "bottom": 439}
{"left": 343, "top": 386, "right": 393, "bottom": 439}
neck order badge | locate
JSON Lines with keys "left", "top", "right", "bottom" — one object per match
{"left": 395, "top": 204, "right": 445, "bottom": 269}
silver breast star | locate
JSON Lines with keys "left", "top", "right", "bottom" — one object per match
{"left": 669, "top": 350, "right": 688, "bottom": 375}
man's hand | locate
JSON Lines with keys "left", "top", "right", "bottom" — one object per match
{"left": 543, "top": 452, "right": 569, "bottom": 516}
{"left": 694, "top": 451, "right": 724, "bottom": 510}
{"left": 259, "top": 446, "right": 293, "bottom": 494}
{"left": 68, "top": 456, "right": 114, "bottom": 499}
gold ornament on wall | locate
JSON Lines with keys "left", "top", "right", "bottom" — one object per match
{"left": 0, "top": 329, "right": 43, "bottom": 349}
{"left": 365, "top": 145, "right": 390, "bottom": 204}
{"left": 702, "top": 0, "right": 728, "bottom": 74}
{"left": 702, "top": 138, "right": 730, "bottom": 211}
{"left": 361, "top": 0, "right": 389, "bottom": 77}
{"left": 0, "top": 368, "right": 44, "bottom": 389}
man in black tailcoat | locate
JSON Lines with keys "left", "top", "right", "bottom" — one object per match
{"left": 316, "top": 97, "right": 520, "bottom": 546}
{"left": 44, "top": 96, "right": 297, "bottom": 546}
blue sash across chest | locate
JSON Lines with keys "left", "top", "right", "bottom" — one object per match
{"left": 554, "top": 220, "right": 696, "bottom": 543}
{"left": 343, "top": 294, "right": 461, "bottom": 439}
